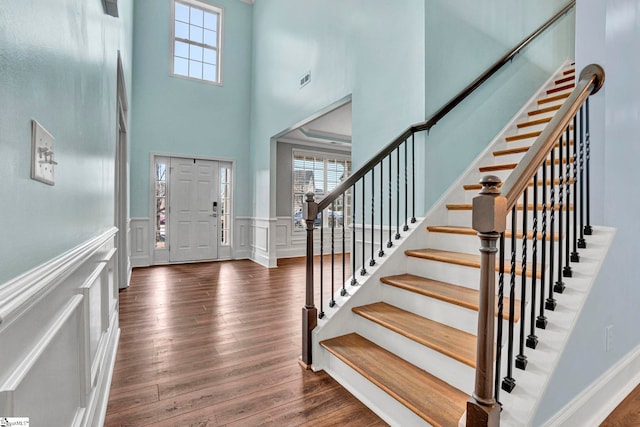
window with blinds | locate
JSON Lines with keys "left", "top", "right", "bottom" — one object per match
{"left": 292, "top": 151, "right": 351, "bottom": 231}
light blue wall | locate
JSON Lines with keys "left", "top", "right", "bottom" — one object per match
{"left": 129, "top": 0, "right": 253, "bottom": 218}
{"left": 0, "top": 0, "right": 134, "bottom": 284}
{"left": 422, "top": 0, "right": 575, "bottom": 208}
{"left": 535, "top": 0, "right": 640, "bottom": 423}
{"left": 249, "top": 0, "right": 426, "bottom": 219}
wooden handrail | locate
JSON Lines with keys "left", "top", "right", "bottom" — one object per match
{"left": 317, "top": 0, "right": 576, "bottom": 212}
{"left": 467, "top": 63, "right": 605, "bottom": 427}
{"left": 500, "top": 64, "right": 605, "bottom": 211}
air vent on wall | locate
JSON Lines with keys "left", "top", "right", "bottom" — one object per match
{"left": 300, "top": 71, "right": 311, "bottom": 88}
{"left": 104, "top": 0, "right": 119, "bottom": 17}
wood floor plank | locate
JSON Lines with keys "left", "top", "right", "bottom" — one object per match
{"left": 105, "top": 258, "right": 385, "bottom": 426}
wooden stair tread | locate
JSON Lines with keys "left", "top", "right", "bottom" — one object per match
{"left": 505, "top": 130, "right": 541, "bottom": 142}
{"left": 547, "top": 83, "right": 575, "bottom": 94}
{"left": 538, "top": 91, "right": 571, "bottom": 105}
{"left": 380, "top": 273, "right": 520, "bottom": 321}
{"left": 447, "top": 203, "right": 573, "bottom": 212}
{"left": 493, "top": 140, "right": 573, "bottom": 157}
{"left": 353, "top": 302, "right": 477, "bottom": 367}
{"left": 529, "top": 104, "right": 562, "bottom": 116}
{"left": 517, "top": 116, "right": 552, "bottom": 128}
{"left": 555, "top": 75, "right": 575, "bottom": 85}
{"left": 463, "top": 177, "right": 573, "bottom": 190}
{"left": 563, "top": 68, "right": 575, "bottom": 75}
{"left": 479, "top": 162, "right": 517, "bottom": 172}
{"left": 320, "top": 333, "right": 468, "bottom": 427}
{"left": 405, "top": 248, "right": 543, "bottom": 278}
{"left": 427, "top": 225, "right": 558, "bottom": 241}
{"left": 478, "top": 156, "right": 573, "bottom": 173}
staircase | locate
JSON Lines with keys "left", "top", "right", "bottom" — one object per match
{"left": 309, "top": 65, "right": 612, "bottom": 426}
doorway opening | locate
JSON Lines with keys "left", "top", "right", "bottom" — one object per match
{"left": 152, "top": 155, "right": 233, "bottom": 264}
{"left": 273, "top": 99, "right": 353, "bottom": 258}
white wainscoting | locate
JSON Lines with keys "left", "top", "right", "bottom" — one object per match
{"left": 251, "top": 217, "right": 276, "bottom": 267}
{"left": 234, "top": 216, "right": 252, "bottom": 260}
{"left": 275, "top": 216, "right": 353, "bottom": 259}
{"left": 0, "top": 228, "right": 120, "bottom": 427}
{"left": 129, "top": 217, "right": 151, "bottom": 268}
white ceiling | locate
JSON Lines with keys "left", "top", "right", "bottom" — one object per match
{"left": 279, "top": 102, "right": 352, "bottom": 150}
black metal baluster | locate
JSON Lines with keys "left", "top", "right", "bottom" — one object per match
{"left": 516, "top": 190, "right": 528, "bottom": 370}
{"left": 351, "top": 184, "right": 357, "bottom": 286}
{"left": 495, "top": 233, "right": 506, "bottom": 403}
{"left": 411, "top": 133, "right": 416, "bottom": 224}
{"left": 527, "top": 173, "right": 539, "bottom": 348}
{"left": 578, "top": 106, "right": 587, "bottom": 249}
{"left": 555, "top": 131, "right": 566, "bottom": 293}
{"left": 571, "top": 113, "right": 580, "bottom": 262}
{"left": 502, "top": 206, "right": 517, "bottom": 392}
{"left": 537, "top": 163, "right": 549, "bottom": 328}
{"left": 370, "top": 169, "right": 376, "bottom": 267}
{"left": 403, "top": 140, "right": 409, "bottom": 231}
{"left": 329, "top": 203, "right": 336, "bottom": 308}
{"left": 361, "top": 179, "right": 367, "bottom": 276}
{"left": 546, "top": 149, "right": 557, "bottom": 311}
{"left": 341, "top": 192, "right": 347, "bottom": 296}
{"left": 387, "top": 155, "right": 393, "bottom": 248}
{"left": 379, "top": 162, "right": 385, "bottom": 257}
{"left": 584, "top": 98, "right": 592, "bottom": 235}
{"left": 319, "top": 211, "right": 325, "bottom": 318}
{"left": 563, "top": 122, "right": 574, "bottom": 276}
{"left": 395, "top": 147, "right": 401, "bottom": 240}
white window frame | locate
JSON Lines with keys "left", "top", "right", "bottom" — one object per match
{"left": 170, "top": 0, "right": 224, "bottom": 85}
{"left": 292, "top": 149, "right": 352, "bottom": 232}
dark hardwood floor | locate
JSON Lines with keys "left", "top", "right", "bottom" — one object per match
{"left": 105, "top": 257, "right": 385, "bottom": 426}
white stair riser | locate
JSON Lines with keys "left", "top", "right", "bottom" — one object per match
{"left": 379, "top": 283, "right": 480, "bottom": 335}
{"left": 379, "top": 281, "right": 525, "bottom": 338}
{"left": 464, "top": 180, "right": 581, "bottom": 204}
{"left": 405, "top": 256, "right": 533, "bottom": 297}
{"left": 426, "top": 231, "right": 569, "bottom": 262}
{"left": 323, "top": 351, "right": 431, "bottom": 427}
{"left": 354, "top": 314, "right": 475, "bottom": 393}
{"left": 447, "top": 208, "right": 578, "bottom": 231}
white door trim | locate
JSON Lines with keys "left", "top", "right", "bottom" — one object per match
{"left": 149, "top": 153, "right": 236, "bottom": 265}
{"left": 115, "top": 52, "right": 130, "bottom": 289}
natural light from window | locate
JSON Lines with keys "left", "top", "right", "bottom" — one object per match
{"left": 171, "top": 0, "right": 222, "bottom": 84}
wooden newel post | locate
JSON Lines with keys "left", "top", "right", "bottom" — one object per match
{"left": 301, "top": 192, "right": 318, "bottom": 368}
{"left": 467, "top": 176, "right": 506, "bottom": 427}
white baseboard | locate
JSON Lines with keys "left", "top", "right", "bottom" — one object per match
{"left": 543, "top": 345, "right": 640, "bottom": 427}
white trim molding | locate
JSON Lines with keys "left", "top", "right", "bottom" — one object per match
{"left": 130, "top": 217, "right": 151, "bottom": 268}
{"left": 250, "top": 217, "right": 277, "bottom": 267}
{"left": 0, "top": 228, "right": 117, "bottom": 327}
{"left": 542, "top": 345, "right": 640, "bottom": 427}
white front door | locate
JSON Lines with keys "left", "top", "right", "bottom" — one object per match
{"left": 168, "top": 158, "right": 219, "bottom": 262}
